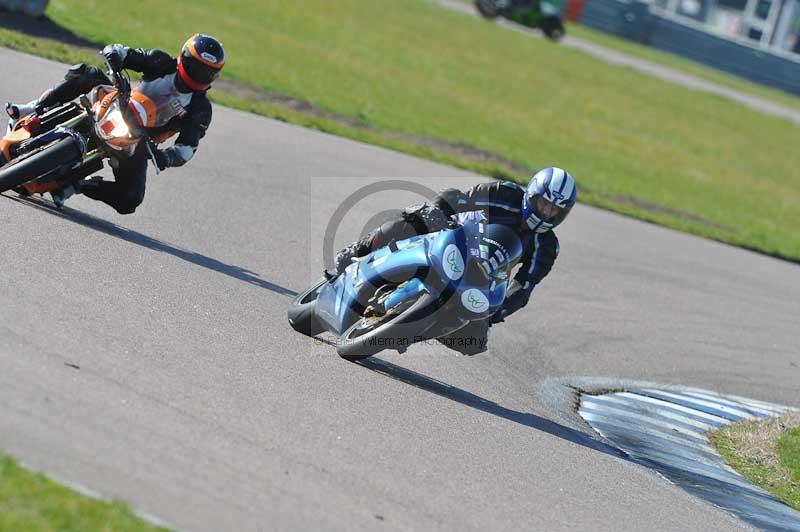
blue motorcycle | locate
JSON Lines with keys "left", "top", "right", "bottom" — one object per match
{"left": 288, "top": 214, "right": 523, "bottom": 360}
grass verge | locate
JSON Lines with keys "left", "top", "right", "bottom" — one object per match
{"left": 453, "top": 0, "right": 800, "bottom": 113}
{"left": 711, "top": 413, "right": 800, "bottom": 511}
{"left": 1, "top": 0, "right": 799, "bottom": 260}
{"left": 0, "top": 453, "right": 168, "bottom": 531}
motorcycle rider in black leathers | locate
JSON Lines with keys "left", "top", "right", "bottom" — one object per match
{"left": 334, "top": 167, "right": 578, "bottom": 355}
{"left": 5, "top": 34, "right": 225, "bottom": 213}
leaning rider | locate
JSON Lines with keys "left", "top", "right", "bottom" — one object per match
{"left": 334, "top": 167, "right": 578, "bottom": 355}
{"left": 5, "top": 34, "right": 225, "bottom": 213}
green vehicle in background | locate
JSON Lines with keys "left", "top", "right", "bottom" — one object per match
{"left": 475, "top": 0, "right": 566, "bottom": 40}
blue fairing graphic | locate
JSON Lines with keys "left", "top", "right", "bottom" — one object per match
{"left": 315, "top": 217, "right": 522, "bottom": 341}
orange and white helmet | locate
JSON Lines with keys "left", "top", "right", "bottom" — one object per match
{"left": 177, "top": 34, "right": 225, "bottom": 91}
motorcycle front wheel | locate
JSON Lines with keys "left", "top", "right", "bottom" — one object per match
{"left": 337, "top": 292, "right": 440, "bottom": 361}
{"left": 0, "top": 136, "right": 82, "bottom": 193}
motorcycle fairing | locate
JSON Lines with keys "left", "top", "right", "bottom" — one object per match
{"left": 0, "top": 118, "right": 34, "bottom": 164}
{"left": 315, "top": 221, "right": 512, "bottom": 336}
{"left": 315, "top": 234, "right": 432, "bottom": 335}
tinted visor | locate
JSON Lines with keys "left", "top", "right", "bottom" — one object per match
{"left": 182, "top": 54, "right": 221, "bottom": 85}
{"left": 532, "top": 194, "right": 570, "bottom": 225}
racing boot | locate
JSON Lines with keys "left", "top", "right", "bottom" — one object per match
{"left": 5, "top": 100, "right": 40, "bottom": 133}
{"left": 436, "top": 319, "right": 490, "bottom": 356}
{"left": 334, "top": 233, "right": 375, "bottom": 274}
{"left": 5, "top": 100, "right": 39, "bottom": 121}
{"left": 333, "top": 212, "right": 438, "bottom": 274}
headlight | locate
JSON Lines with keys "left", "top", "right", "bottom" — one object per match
{"left": 97, "top": 105, "right": 131, "bottom": 140}
{"left": 105, "top": 109, "right": 130, "bottom": 137}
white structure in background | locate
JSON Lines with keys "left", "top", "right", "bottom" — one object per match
{"left": 654, "top": 0, "right": 800, "bottom": 54}
{"left": 0, "top": 0, "right": 49, "bottom": 17}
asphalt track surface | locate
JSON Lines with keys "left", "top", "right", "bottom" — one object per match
{"left": 1, "top": 48, "right": 798, "bottom": 531}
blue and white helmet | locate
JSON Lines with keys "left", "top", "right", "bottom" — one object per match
{"left": 522, "top": 167, "right": 578, "bottom": 233}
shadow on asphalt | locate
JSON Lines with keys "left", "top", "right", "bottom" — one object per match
{"left": 3, "top": 193, "right": 298, "bottom": 297}
{"left": 0, "top": 12, "right": 103, "bottom": 51}
{"left": 357, "top": 357, "right": 626, "bottom": 459}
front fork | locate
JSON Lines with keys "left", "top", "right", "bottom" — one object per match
{"left": 58, "top": 96, "right": 107, "bottom": 183}
{"left": 20, "top": 114, "right": 103, "bottom": 193}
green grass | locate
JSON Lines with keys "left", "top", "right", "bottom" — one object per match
{"left": 780, "top": 427, "right": 800, "bottom": 490}
{"left": 0, "top": 454, "right": 168, "bottom": 532}
{"left": 2, "top": 0, "right": 800, "bottom": 259}
{"left": 455, "top": 0, "right": 800, "bottom": 113}
{"left": 712, "top": 415, "right": 800, "bottom": 511}
{"left": 0, "top": 27, "right": 99, "bottom": 67}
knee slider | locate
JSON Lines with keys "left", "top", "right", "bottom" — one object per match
{"left": 117, "top": 191, "right": 144, "bottom": 214}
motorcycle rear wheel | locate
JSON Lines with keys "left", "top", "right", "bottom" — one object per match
{"left": 475, "top": 0, "right": 500, "bottom": 18}
{"left": 542, "top": 16, "right": 565, "bottom": 40}
{"left": 0, "top": 136, "right": 82, "bottom": 194}
{"left": 287, "top": 276, "right": 328, "bottom": 336}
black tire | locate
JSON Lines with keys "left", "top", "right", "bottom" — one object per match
{"left": 287, "top": 277, "right": 328, "bottom": 336}
{"left": 475, "top": 0, "right": 500, "bottom": 18}
{"left": 0, "top": 137, "right": 81, "bottom": 194}
{"left": 542, "top": 17, "right": 565, "bottom": 40}
{"left": 337, "top": 292, "right": 440, "bottom": 360}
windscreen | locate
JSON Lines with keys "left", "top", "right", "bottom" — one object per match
{"left": 476, "top": 224, "right": 523, "bottom": 277}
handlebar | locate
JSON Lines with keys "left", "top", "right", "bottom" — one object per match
{"left": 144, "top": 138, "right": 161, "bottom": 175}
{"left": 88, "top": 54, "right": 158, "bottom": 172}
{"left": 100, "top": 54, "right": 143, "bottom": 138}
{"left": 102, "top": 55, "right": 131, "bottom": 103}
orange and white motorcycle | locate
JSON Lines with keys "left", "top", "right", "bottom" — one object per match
{"left": 0, "top": 59, "right": 162, "bottom": 199}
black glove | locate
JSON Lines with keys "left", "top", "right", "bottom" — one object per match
{"left": 490, "top": 286, "right": 531, "bottom": 326}
{"left": 489, "top": 309, "right": 506, "bottom": 325}
{"left": 152, "top": 148, "right": 172, "bottom": 171}
{"left": 102, "top": 44, "right": 125, "bottom": 72}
